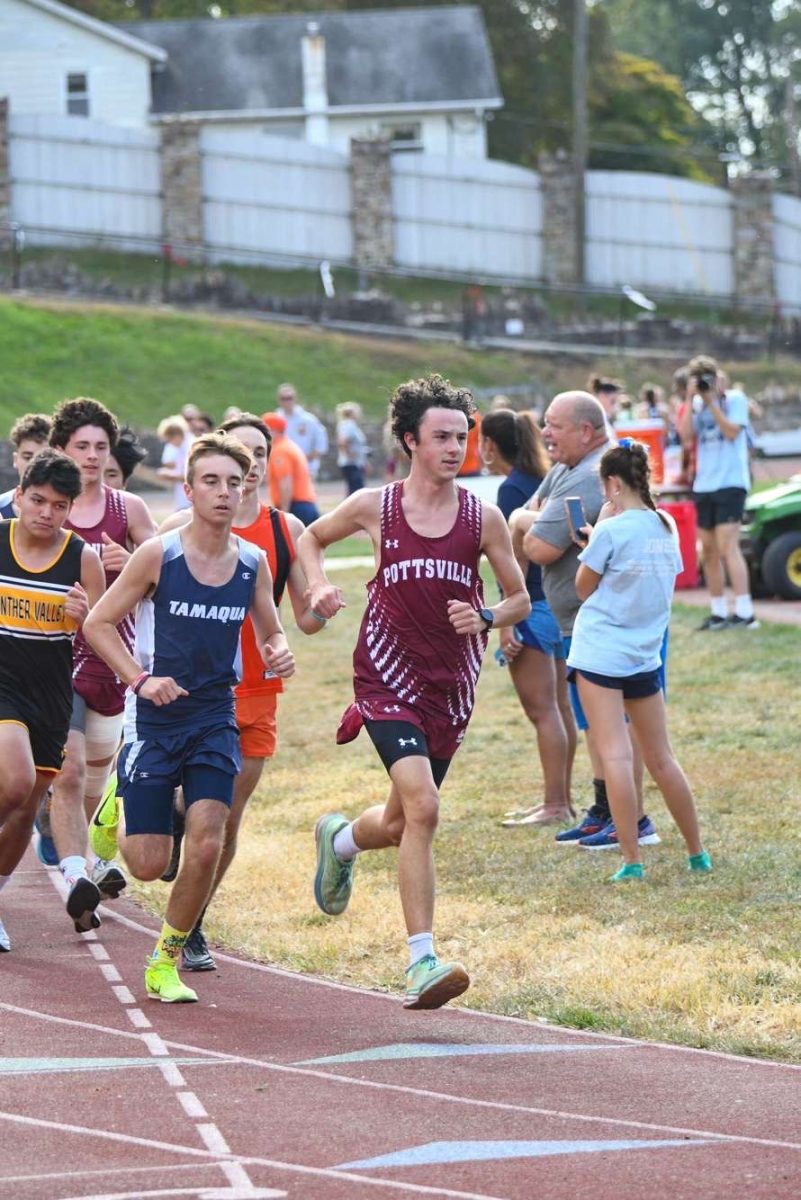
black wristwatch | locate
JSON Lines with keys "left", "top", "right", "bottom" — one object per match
{"left": 478, "top": 607, "right": 495, "bottom": 631}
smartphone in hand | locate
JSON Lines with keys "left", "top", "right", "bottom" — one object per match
{"left": 564, "top": 496, "right": 588, "bottom": 545}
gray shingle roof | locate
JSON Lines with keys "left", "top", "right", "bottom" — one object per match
{"left": 121, "top": 6, "right": 502, "bottom": 116}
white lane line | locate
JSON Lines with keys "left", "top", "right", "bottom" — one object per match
{"left": 55, "top": 1190, "right": 284, "bottom": 1200}
{"left": 126, "top": 1008, "right": 151, "bottom": 1029}
{"left": 159, "top": 1036, "right": 801, "bottom": 1157}
{"left": 0, "top": 1162, "right": 221, "bottom": 1186}
{"left": 0, "top": 1110, "right": 509, "bottom": 1200}
{"left": 102, "top": 905, "right": 801, "bottom": 1074}
{"left": 142, "top": 1032, "right": 170, "bottom": 1056}
{"left": 2, "top": 996, "right": 798, "bottom": 1158}
{"left": 100, "top": 963, "right": 122, "bottom": 983}
{"left": 159, "top": 1063, "right": 187, "bottom": 1088}
{"left": 40, "top": 862, "right": 256, "bottom": 1198}
{"left": 89, "top": 944, "right": 110, "bottom": 961}
{"left": 177, "top": 1092, "right": 208, "bottom": 1119}
{"left": 197, "top": 1124, "right": 231, "bottom": 1155}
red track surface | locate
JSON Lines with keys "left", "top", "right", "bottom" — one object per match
{"left": 2, "top": 852, "right": 800, "bottom": 1200}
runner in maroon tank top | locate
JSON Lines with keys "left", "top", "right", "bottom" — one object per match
{"left": 300, "top": 374, "right": 528, "bottom": 1009}
{"left": 46, "top": 398, "right": 156, "bottom": 934}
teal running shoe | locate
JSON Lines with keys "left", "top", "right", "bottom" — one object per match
{"left": 689, "top": 850, "right": 713, "bottom": 872}
{"left": 610, "top": 862, "right": 645, "bottom": 883}
{"left": 313, "top": 812, "right": 354, "bottom": 915}
{"left": 404, "top": 955, "right": 470, "bottom": 1010}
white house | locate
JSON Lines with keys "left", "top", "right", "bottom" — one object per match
{"left": 0, "top": 0, "right": 165, "bottom": 128}
{"left": 1, "top": 0, "right": 503, "bottom": 158}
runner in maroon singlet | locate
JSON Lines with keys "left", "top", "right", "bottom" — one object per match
{"left": 47, "top": 398, "right": 156, "bottom": 933}
{"left": 300, "top": 374, "right": 528, "bottom": 1009}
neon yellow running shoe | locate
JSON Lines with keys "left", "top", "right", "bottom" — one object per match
{"left": 145, "top": 958, "right": 198, "bottom": 1003}
{"left": 89, "top": 772, "right": 120, "bottom": 862}
{"left": 403, "top": 955, "right": 470, "bottom": 1010}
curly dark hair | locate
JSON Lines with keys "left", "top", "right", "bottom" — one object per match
{"left": 217, "top": 412, "right": 273, "bottom": 460}
{"left": 9, "top": 413, "right": 52, "bottom": 448}
{"left": 390, "top": 374, "right": 476, "bottom": 459}
{"left": 50, "top": 398, "right": 119, "bottom": 451}
{"left": 20, "top": 448, "right": 82, "bottom": 500}
{"left": 111, "top": 426, "right": 148, "bottom": 483}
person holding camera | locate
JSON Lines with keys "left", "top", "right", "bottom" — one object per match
{"left": 679, "top": 355, "right": 757, "bottom": 630}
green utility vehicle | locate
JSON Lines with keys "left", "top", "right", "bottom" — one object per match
{"left": 741, "top": 476, "right": 801, "bottom": 600}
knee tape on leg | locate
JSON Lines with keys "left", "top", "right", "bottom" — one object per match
{"left": 84, "top": 711, "right": 123, "bottom": 795}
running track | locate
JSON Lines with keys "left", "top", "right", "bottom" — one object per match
{"left": 2, "top": 851, "right": 800, "bottom": 1200}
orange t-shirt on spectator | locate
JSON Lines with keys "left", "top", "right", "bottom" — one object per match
{"left": 458, "top": 412, "right": 483, "bottom": 477}
{"left": 267, "top": 437, "right": 317, "bottom": 508}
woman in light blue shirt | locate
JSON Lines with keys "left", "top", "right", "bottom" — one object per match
{"left": 567, "top": 441, "right": 712, "bottom": 882}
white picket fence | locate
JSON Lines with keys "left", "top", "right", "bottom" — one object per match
{"left": 5, "top": 112, "right": 801, "bottom": 309}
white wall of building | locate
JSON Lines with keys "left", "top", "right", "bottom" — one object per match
{"left": 0, "top": 0, "right": 152, "bottom": 127}
{"left": 774, "top": 193, "right": 801, "bottom": 315}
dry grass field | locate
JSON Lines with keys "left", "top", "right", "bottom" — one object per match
{"left": 134, "top": 566, "right": 801, "bottom": 1062}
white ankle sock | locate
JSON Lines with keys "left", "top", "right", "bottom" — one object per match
{"left": 734, "top": 594, "right": 754, "bottom": 620}
{"left": 59, "top": 856, "right": 86, "bottom": 883}
{"left": 711, "top": 597, "right": 728, "bottom": 619}
{"left": 333, "top": 823, "right": 361, "bottom": 862}
{"left": 408, "top": 932, "right": 434, "bottom": 967}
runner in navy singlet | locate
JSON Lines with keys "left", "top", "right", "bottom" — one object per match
{"left": 84, "top": 432, "right": 295, "bottom": 1004}
{"left": 300, "top": 374, "right": 529, "bottom": 1010}
{"left": 47, "top": 398, "right": 156, "bottom": 934}
{"left": 0, "top": 412, "right": 52, "bottom": 519}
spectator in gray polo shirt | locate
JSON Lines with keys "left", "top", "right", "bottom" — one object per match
{"left": 276, "top": 383, "right": 329, "bottom": 479}
{"left": 509, "top": 392, "right": 624, "bottom": 842}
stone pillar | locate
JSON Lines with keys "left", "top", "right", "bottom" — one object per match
{"left": 160, "top": 119, "right": 204, "bottom": 260}
{"left": 731, "top": 172, "right": 775, "bottom": 306}
{"left": 538, "top": 149, "right": 580, "bottom": 285}
{"left": 0, "top": 99, "right": 10, "bottom": 249}
{"left": 350, "top": 138, "right": 394, "bottom": 273}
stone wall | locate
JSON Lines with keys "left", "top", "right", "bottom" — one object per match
{"left": 350, "top": 137, "right": 394, "bottom": 273}
{"left": 538, "top": 150, "right": 579, "bottom": 285}
{"left": 731, "top": 173, "right": 775, "bottom": 306}
{"left": 0, "top": 99, "right": 10, "bottom": 248}
{"left": 160, "top": 119, "right": 204, "bottom": 260}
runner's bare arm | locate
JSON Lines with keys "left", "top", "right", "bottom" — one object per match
{"left": 83, "top": 541, "right": 187, "bottom": 705}
{"left": 98, "top": 492, "right": 159, "bottom": 573}
{"left": 125, "top": 491, "right": 158, "bottom": 546}
{"left": 158, "top": 508, "right": 192, "bottom": 535}
{"left": 448, "top": 504, "right": 529, "bottom": 635}
{"left": 298, "top": 488, "right": 381, "bottom": 619}
{"left": 249, "top": 555, "right": 295, "bottom": 679}
{"left": 64, "top": 544, "right": 105, "bottom": 626}
{"left": 282, "top": 512, "right": 327, "bottom": 635}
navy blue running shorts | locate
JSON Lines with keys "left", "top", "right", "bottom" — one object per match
{"left": 118, "top": 722, "right": 240, "bottom": 836}
{"left": 574, "top": 667, "right": 662, "bottom": 700}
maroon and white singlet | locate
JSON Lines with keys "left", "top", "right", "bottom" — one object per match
{"left": 337, "top": 481, "right": 488, "bottom": 759}
{"left": 67, "top": 486, "right": 132, "bottom": 716}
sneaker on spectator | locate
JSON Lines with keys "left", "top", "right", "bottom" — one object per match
{"left": 697, "top": 614, "right": 728, "bottom": 631}
{"left": 726, "top": 615, "right": 760, "bottom": 630}
{"left": 555, "top": 810, "right": 610, "bottom": 844}
{"left": 578, "top": 815, "right": 661, "bottom": 851}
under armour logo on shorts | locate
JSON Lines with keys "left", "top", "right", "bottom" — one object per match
{"left": 384, "top": 704, "right": 401, "bottom": 713}
{"left": 398, "top": 737, "right": 418, "bottom": 747}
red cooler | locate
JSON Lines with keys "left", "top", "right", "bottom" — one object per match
{"left": 660, "top": 500, "right": 699, "bottom": 589}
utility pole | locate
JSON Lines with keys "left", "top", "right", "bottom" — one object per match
{"left": 572, "top": 0, "right": 588, "bottom": 292}
{"left": 785, "top": 71, "right": 801, "bottom": 198}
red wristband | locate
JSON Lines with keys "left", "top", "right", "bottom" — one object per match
{"left": 129, "top": 671, "right": 150, "bottom": 695}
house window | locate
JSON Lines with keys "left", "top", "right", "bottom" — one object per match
{"left": 66, "top": 74, "right": 89, "bottom": 117}
{"left": 381, "top": 123, "right": 423, "bottom": 152}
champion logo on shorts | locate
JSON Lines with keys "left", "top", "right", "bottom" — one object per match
{"left": 398, "top": 736, "right": 418, "bottom": 747}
